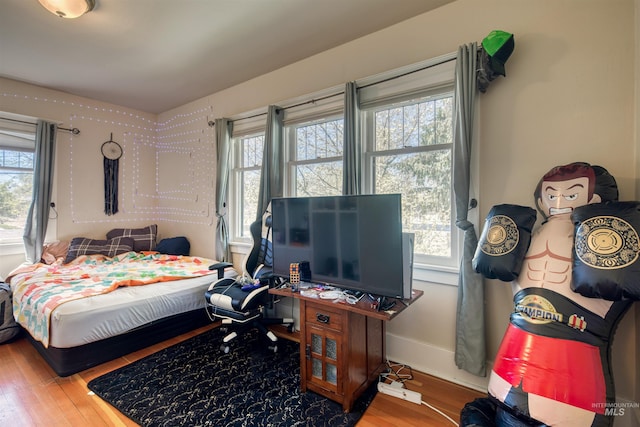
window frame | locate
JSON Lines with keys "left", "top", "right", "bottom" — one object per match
{"left": 229, "top": 53, "right": 467, "bottom": 285}
{"left": 230, "top": 132, "right": 265, "bottom": 243}
{"left": 0, "top": 117, "right": 36, "bottom": 249}
{"left": 229, "top": 109, "right": 271, "bottom": 244}
{"left": 284, "top": 114, "right": 344, "bottom": 198}
{"left": 361, "top": 88, "right": 461, "bottom": 275}
{"left": 357, "top": 55, "right": 461, "bottom": 284}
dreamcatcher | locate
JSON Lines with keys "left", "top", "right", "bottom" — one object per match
{"left": 100, "top": 133, "right": 123, "bottom": 215}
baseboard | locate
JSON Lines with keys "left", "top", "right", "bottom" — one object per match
{"left": 385, "top": 332, "right": 490, "bottom": 393}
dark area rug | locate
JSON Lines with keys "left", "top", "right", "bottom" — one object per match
{"left": 88, "top": 326, "right": 377, "bottom": 427}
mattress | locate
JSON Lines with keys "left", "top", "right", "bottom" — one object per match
{"left": 44, "top": 271, "right": 236, "bottom": 348}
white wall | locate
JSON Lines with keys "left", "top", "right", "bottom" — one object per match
{"left": 159, "top": 0, "right": 639, "bottom": 407}
{"left": 0, "top": 79, "right": 159, "bottom": 278}
{"left": 1, "top": 0, "right": 637, "bottom": 417}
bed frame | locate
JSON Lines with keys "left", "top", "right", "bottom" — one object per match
{"left": 25, "top": 309, "right": 213, "bottom": 377}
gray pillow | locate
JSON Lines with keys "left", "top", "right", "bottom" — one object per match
{"left": 64, "top": 237, "right": 136, "bottom": 264}
{"left": 106, "top": 224, "right": 157, "bottom": 252}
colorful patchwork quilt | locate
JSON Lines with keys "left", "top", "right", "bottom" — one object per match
{"left": 10, "top": 251, "right": 222, "bottom": 347}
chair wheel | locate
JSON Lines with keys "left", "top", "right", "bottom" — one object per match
{"left": 221, "top": 344, "right": 230, "bottom": 353}
{"left": 269, "top": 345, "right": 278, "bottom": 353}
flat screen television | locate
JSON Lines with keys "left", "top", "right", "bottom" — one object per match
{"left": 271, "top": 194, "right": 410, "bottom": 299}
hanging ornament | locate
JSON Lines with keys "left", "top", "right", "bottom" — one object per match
{"left": 100, "top": 133, "right": 123, "bottom": 215}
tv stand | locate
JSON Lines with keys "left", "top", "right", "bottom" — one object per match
{"left": 370, "top": 294, "right": 396, "bottom": 311}
{"left": 269, "top": 287, "right": 423, "bottom": 412}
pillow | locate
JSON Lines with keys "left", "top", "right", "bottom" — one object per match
{"left": 64, "top": 236, "right": 136, "bottom": 264}
{"left": 155, "top": 236, "right": 190, "bottom": 256}
{"left": 106, "top": 224, "right": 157, "bottom": 252}
{"left": 41, "top": 240, "right": 70, "bottom": 264}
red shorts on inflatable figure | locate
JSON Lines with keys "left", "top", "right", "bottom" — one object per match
{"left": 461, "top": 162, "right": 638, "bottom": 427}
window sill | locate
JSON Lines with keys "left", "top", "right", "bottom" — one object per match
{"left": 413, "top": 263, "right": 459, "bottom": 287}
{"left": 0, "top": 242, "right": 24, "bottom": 256}
{"left": 230, "top": 241, "right": 460, "bottom": 287}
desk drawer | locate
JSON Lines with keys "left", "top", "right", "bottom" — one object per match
{"left": 305, "top": 304, "right": 343, "bottom": 331}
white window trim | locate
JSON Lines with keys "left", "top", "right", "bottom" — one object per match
{"left": 284, "top": 114, "right": 344, "bottom": 198}
{"left": 0, "top": 242, "right": 25, "bottom": 256}
{"left": 229, "top": 134, "right": 264, "bottom": 244}
{"left": 359, "top": 58, "right": 462, "bottom": 285}
{"left": 229, "top": 52, "right": 477, "bottom": 287}
{"left": 0, "top": 114, "right": 37, "bottom": 249}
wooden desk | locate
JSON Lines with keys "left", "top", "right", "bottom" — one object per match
{"left": 269, "top": 287, "right": 423, "bottom": 412}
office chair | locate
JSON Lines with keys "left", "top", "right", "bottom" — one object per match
{"left": 205, "top": 207, "right": 293, "bottom": 353}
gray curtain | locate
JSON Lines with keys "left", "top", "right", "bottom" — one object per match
{"left": 215, "top": 118, "right": 233, "bottom": 262}
{"left": 256, "top": 105, "right": 284, "bottom": 220}
{"left": 342, "top": 81, "right": 361, "bottom": 195}
{"left": 23, "top": 120, "right": 57, "bottom": 263}
{"left": 453, "top": 43, "right": 486, "bottom": 377}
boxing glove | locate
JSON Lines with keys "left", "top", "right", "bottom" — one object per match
{"left": 473, "top": 204, "right": 537, "bottom": 281}
{"left": 572, "top": 201, "right": 640, "bottom": 300}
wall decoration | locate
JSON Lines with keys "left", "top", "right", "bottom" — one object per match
{"left": 101, "top": 133, "right": 123, "bottom": 215}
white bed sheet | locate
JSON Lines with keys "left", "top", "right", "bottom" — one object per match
{"left": 45, "top": 270, "right": 236, "bottom": 348}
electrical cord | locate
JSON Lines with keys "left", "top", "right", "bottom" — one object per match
{"left": 380, "top": 360, "right": 413, "bottom": 384}
{"left": 421, "top": 399, "right": 458, "bottom": 426}
{"left": 380, "top": 361, "right": 459, "bottom": 426}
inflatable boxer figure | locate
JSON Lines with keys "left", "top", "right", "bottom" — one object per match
{"left": 461, "top": 162, "right": 640, "bottom": 427}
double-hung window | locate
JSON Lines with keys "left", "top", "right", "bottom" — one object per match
{"left": 363, "top": 90, "right": 457, "bottom": 270}
{"left": 231, "top": 133, "right": 264, "bottom": 239}
{"left": 0, "top": 118, "right": 35, "bottom": 246}
{"left": 283, "top": 91, "right": 345, "bottom": 198}
{"left": 286, "top": 117, "right": 343, "bottom": 197}
{"left": 360, "top": 57, "right": 458, "bottom": 274}
{"left": 230, "top": 56, "right": 461, "bottom": 280}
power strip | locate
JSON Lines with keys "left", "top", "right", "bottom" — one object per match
{"left": 377, "top": 382, "right": 422, "bottom": 404}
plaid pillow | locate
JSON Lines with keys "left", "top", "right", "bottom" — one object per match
{"left": 106, "top": 224, "right": 158, "bottom": 252}
{"left": 64, "top": 237, "right": 136, "bottom": 264}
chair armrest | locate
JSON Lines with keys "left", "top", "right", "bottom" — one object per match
{"left": 209, "top": 262, "right": 233, "bottom": 279}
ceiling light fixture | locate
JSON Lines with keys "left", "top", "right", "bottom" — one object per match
{"left": 38, "top": 0, "right": 95, "bottom": 19}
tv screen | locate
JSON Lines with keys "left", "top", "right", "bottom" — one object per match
{"left": 271, "top": 194, "right": 405, "bottom": 299}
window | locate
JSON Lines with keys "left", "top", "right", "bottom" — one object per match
{"left": 0, "top": 120, "right": 35, "bottom": 244}
{"left": 230, "top": 56, "right": 461, "bottom": 279}
{"left": 286, "top": 117, "right": 343, "bottom": 197}
{"left": 364, "top": 90, "right": 457, "bottom": 267}
{"left": 232, "top": 133, "right": 264, "bottom": 239}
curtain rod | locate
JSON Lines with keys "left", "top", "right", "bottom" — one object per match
{"left": 357, "top": 55, "right": 457, "bottom": 90}
{"left": 221, "top": 51, "right": 461, "bottom": 126}
{"left": 214, "top": 91, "right": 346, "bottom": 126}
{"left": 0, "top": 117, "right": 80, "bottom": 134}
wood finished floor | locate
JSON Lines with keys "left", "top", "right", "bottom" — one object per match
{"left": 0, "top": 324, "right": 483, "bottom": 426}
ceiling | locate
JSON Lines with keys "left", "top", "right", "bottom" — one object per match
{"left": 0, "top": 0, "right": 454, "bottom": 114}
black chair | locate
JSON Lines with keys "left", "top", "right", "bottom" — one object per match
{"left": 205, "top": 209, "right": 293, "bottom": 353}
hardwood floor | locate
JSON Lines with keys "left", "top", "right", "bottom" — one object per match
{"left": 0, "top": 325, "right": 483, "bottom": 426}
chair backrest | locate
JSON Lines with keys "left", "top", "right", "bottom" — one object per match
{"left": 243, "top": 211, "right": 273, "bottom": 280}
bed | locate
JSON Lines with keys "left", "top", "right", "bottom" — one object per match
{"left": 7, "top": 225, "right": 236, "bottom": 376}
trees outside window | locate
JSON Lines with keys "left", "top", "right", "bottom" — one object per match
{"left": 232, "top": 134, "right": 263, "bottom": 238}
{"left": 367, "top": 94, "right": 454, "bottom": 261}
{"left": 230, "top": 59, "right": 458, "bottom": 273}
{"left": 0, "top": 124, "right": 35, "bottom": 244}
{"left": 289, "top": 118, "right": 343, "bottom": 197}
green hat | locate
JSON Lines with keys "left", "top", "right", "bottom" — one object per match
{"left": 481, "top": 30, "right": 514, "bottom": 76}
